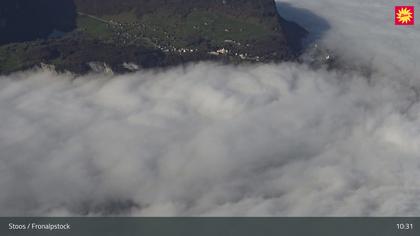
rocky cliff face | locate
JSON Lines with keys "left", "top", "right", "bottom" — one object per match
{"left": 0, "top": 0, "right": 307, "bottom": 74}
{"left": 0, "top": 0, "right": 76, "bottom": 45}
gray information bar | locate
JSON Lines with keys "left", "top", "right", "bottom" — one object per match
{"left": 0, "top": 218, "right": 418, "bottom": 236}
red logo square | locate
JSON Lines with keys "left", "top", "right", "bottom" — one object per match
{"left": 395, "top": 6, "right": 415, "bottom": 25}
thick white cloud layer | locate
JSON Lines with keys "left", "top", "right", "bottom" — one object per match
{"left": 0, "top": 0, "right": 420, "bottom": 216}
{"left": 278, "top": 0, "right": 420, "bottom": 84}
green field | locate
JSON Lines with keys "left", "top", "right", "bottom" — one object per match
{"left": 76, "top": 15, "right": 113, "bottom": 39}
{"left": 0, "top": 44, "right": 26, "bottom": 73}
{"left": 75, "top": 9, "right": 275, "bottom": 50}
{"left": 138, "top": 9, "right": 273, "bottom": 48}
{"left": 103, "top": 10, "right": 138, "bottom": 23}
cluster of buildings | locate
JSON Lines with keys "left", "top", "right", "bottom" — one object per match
{"left": 91, "top": 15, "right": 264, "bottom": 62}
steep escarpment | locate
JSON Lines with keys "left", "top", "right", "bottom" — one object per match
{"left": 0, "top": 0, "right": 307, "bottom": 74}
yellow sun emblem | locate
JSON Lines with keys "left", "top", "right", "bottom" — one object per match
{"left": 396, "top": 7, "right": 414, "bottom": 24}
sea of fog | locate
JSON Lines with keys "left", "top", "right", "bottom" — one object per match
{"left": 0, "top": 0, "right": 419, "bottom": 216}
